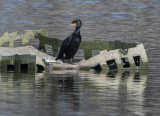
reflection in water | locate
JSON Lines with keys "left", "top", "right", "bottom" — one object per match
{"left": 79, "top": 70, "right": 148, "bottom": 116}
{"left": 0, "top": 70, "right": 148, "bottom": 116}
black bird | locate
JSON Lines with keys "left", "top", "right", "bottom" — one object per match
{"left": 55, "top": 19, "right": 82, "bottom": 62}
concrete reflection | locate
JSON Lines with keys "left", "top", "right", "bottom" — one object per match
{"left": 0, "top": 72, "right": 58, "bottom": 115}
{"left": 0, "top": 70, "right": 148, "bottom": 116}
{"left": 50, "top": 69, "right": 148, "bottom": 116}
{"left": 80, "top": 70, "right": 148, "bottom": 116}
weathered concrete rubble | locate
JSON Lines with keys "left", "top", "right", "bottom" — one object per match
{"left": 0, "top": 29, "right": 137, "bottom": 60}
{"left": 0, "top": 46, "right": 56, "bottom": 72}
{"left": 36, "top": 32, "right": 136, "bottom": 60}
{"left": 0, "top": 29, "right": 148, "bottom": 72}
{"left": 51, "top": 43, "right": 148, "bottom": 70}
{"left": 78, "top": 43, "right": 148, "bottom": 70}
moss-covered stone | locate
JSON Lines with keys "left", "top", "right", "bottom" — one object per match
{"left": 36, "top": 33, "right": 62, "bottom": 52}
{"left": 0, "top": 29, "right": 136, "bottom": 60}
{"left": 0, "top": 55, "right": 36, "bottom": 73}
{"left": 0, "top": 29, "right": 48, "bottom": 47}
{"left": 36, "top": 33, "right": 136, "bottom": 59}
{"left": 0, "top": 56, "right": 15, "bottom": 72}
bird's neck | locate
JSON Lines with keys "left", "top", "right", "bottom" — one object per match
{"left": 75, "top": 27, "right": 81, "bottom": 35}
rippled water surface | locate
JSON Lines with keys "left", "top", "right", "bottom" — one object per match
{"left": 0, "top": 70, "right": 153, "bottom": 116}
{"left": 0, "top": 0, "right": 160, "bottom": 116}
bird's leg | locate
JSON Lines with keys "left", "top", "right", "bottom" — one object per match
{"left": 62, "top": 53, "right": 66, "bottom": 62}
{"left": 71, "top": 58, "right": 73, "bottom": 64}
{"left": 70, "top": 58, "right": 75, "bottom": 65}
{"left": 63, "top": 53, "right": 66, "bottom": 59}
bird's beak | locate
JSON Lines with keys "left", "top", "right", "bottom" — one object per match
{"left": 69, "top": 23, "right": 77, "bottom": 27}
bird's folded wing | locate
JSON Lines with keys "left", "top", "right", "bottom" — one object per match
{"left": 60, "top": 34, "right": 73, "bottom": 52}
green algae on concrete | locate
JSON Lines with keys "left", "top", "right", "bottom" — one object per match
{"left": 0, "top": 29, "right": 136, "bottom": 60}
{"left": 0, "top": 29, "right": 148, "bottom": 71}
{"left": 78, "top": 43, "right": 148, "bottom": 70}
{"left": 36, "top": 32, "right": 136, "bottom": 59}
{"left": 0, "top": 56, "right": 15, "bottom": 72}
{"left": 0, "top": 29, "right": 48, "bottom": 47}
{"left": 0, "top": 55, "right": 36, "bottom": 73}
{"left": 79, "top": 40, "right": 136, "bottom": 59}
{"left": 35, "top": 33, "right": 62, "bottom": 52}
{"left": 15, "top": 55, "right": 36, "bottom": 73}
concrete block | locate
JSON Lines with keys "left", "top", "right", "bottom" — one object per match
{"left": 78, "top": 43, "right": 148, "bottom": 70}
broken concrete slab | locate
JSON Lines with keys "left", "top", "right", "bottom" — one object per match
{"left": 79, "top": 43, "right": 148, "bottom": 70}
{"left": 51, "top": 43, "right": 148, "bottom": 71}
{"left": 0, "top": 46, "right": 56, "bottom": 72}
{"left": 0, "top": 29, "right": 148, "bottom": 72}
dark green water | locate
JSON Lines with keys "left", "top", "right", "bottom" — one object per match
{"left": 0, "top": 0, "right": 160, "bottom": 116}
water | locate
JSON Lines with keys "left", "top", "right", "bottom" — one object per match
{"left": 0, "top": 0, "right": 160, "bottom": 116}
{"left": 0, "top": 70, "right": 150, "bottom": 116}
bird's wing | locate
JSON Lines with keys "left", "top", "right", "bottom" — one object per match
{"left": 56, "top": 34, "right": 73, "bottom": 60}
{"left": 59, "top": 34, "right": 73, "bottom": 52}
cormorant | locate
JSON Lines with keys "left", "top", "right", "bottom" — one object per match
{"left": 55, "top": 19, "right": 82, "bottom": 62}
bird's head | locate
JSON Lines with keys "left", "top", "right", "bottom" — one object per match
{"left": 70, "top": 19, "right": 82, "bottom": 28}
